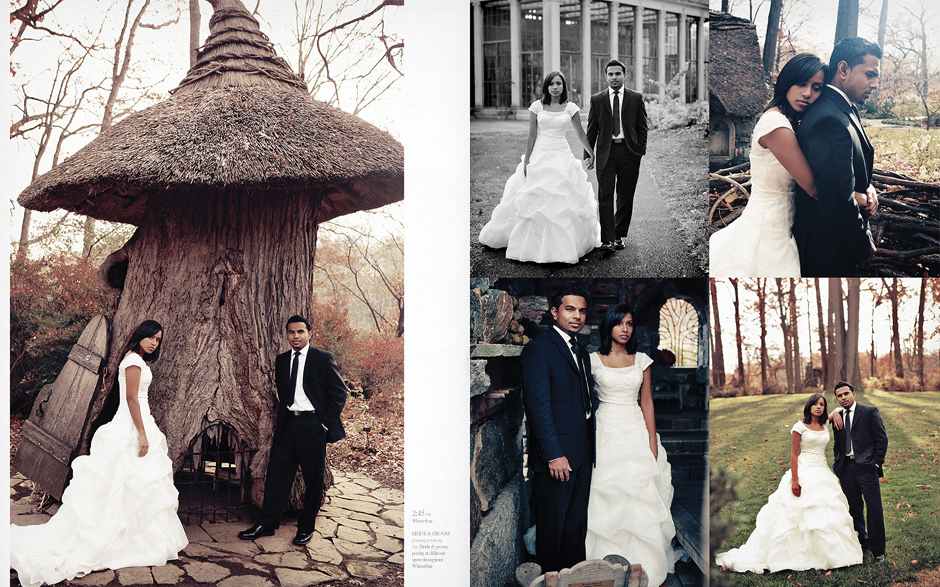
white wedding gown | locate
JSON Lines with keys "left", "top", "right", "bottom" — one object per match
{"left": 10, "top": 353, "right": 189, "bottom": 587}
{"left": 715, "top": 421, "right": 863, "bottom": 573}
{"left": 478, "top": 100, "right": 601, "bottom": 263}
{"left": 585, "top": 352, "right": 677, "bottom": 586}
{"left": 710, "top": 110, "right": 802, "bottom": 277}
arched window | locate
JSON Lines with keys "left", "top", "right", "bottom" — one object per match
{"left": 658, "top": 298, "right": 699, "bottom": 367}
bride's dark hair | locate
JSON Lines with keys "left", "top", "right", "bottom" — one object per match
{"left": 765, "top": 53, "right": 826, "bottom": 120}
{"left": 598, "top": 304, "right": 638, "bottom": 356}
{"left": 802, "top": 393, "right": 828, "bottom": 425}
{"left": 540, "top": 71, "right": 569, "bottom": 105}
{"left": 89, "top": 320, "right": 164, "bottom": 440}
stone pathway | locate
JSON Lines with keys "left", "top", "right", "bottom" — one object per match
{"left": 10, "top": 470, "right": 403, "bottom": 586}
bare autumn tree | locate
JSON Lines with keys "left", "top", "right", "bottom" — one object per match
{"left": 863, "top": 279, "right": 887, "bottom": 377}
{"left": 882, "top": 278, "right": 905, "bottom": 377}
{"left": 888, "top": 0, "right": 940, "bottom": 130}
{"left": 729, "top": 278, "right": 746, "bottom": 392}
{"left": 814, "top": 278, "right": 829, "bottom": 386}
{"left": 878, "top": 0, "right": 889, "bottom": 51}
{"left": 827, "top": 278, "right": 846, "bottom": 389}
{"left": 775, "top": 278, "right": 794, "bottom": 393}
{"left": 788, "top": 279, "right": 803, "bottom": 393}
{"left": 710, "top": 280, "right": 726, "bottom": 389}
{"left": 757, "top": 279, "right": 770, "bottom": 392}
{"left": 916, "top": 278, "right": 926, "bottom": 387}
{"left": 10, "top": 0, "right": 81, "bottom": 54}
{"left": 763, "top": 0, "right": 783, "bottom": 76}
{"left": 189, "top": 0, "right": 201, "bottom": 68}
{"left": 845, "top": 278, "right": 862, "bottom": 386}
{"left": 834, "top": 0, "right": 859, "bottom": 45}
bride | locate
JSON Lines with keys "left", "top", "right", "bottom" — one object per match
{"left": 478, "top": 70, "right": 601, "bottom": 264}
{"left": 11, "top": 320, "right": 188, "bottom": 587}
{"left": 715, "top": 394, "right": 863, "bottom": 573}
{"left": 586, "top": 304, "right": 677, "bottom": 586}
{"left": 710, "top": 53, "right": 833, "bottom": 277}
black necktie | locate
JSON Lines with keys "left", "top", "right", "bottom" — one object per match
{"left": 288, "top": 350, "right": 300, "bottom": 405}
{"left": 570, "top": 339, "right": 592, "bottom": 414}
{"left": 612, "top": 90, "right": 621, "bottom": 137}
{"left": 844, "top": 408, "right": 853, "bottom": 456}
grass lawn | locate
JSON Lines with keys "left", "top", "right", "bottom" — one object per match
{"left": 711, "top": 389, "right": 940, "bottom": 587}
{"left": 867, "top": 126, "right": 940, "bottom": 184}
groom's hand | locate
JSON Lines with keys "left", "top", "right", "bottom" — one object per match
{"left": 548, "top": 456, "right": 572, "bottom": 482}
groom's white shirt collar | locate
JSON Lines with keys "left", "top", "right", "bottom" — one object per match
{"left": 607, "top": 88, "right": 625, "bottom": 139}
{"left": 827, "top": 84, "right": 854, "bottom": 108}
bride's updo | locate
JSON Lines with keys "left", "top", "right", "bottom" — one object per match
{"left": 598, "top": 303, "right": 638, "bottom": 355}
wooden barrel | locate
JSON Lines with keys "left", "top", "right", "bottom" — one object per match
{"left": 13, "top": 315, "right": 109, "bottom": 500}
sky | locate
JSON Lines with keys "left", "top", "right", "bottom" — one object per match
{"left": 711, "top": 278, "right": 940, "bottom": 373}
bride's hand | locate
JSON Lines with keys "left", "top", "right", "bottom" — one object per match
{"left": 138, "top": 431, "right": 150, "bottom": 458}
{"left": 649, "top": 438, "right": 658, "bottom": 459}
{"left": 791, "top": 479, "right": 801, "bottom": 497}
{"left": 523, "top": 161, "right": 529, "bottom": 177}
{"left": 586, "top": 154, "right": 595, "bottom": 170}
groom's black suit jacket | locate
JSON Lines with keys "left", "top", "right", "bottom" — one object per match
{"left": 793, "top": 86, "right": 874, "bottom": 277}
{"left": 521, "top": 329, "right": 597, "bottom": 473}
{"left": 833, "top": 402, "right": 887, "bottom": 478}
{"left": 586, "top": 87, "right": 647, "bottom": 169}
{"left": 273, "top": 345, "right": 347, "bottom": 444}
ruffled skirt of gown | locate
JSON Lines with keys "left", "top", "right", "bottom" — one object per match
{"left": 585, "top": 402, "right": 677, "bottom": 586}
{"left": 714, "top": 453, "right": 863, "bottom": 573}
{"left": 478, "top": 134, "right": 601, "bottom": 264}
{"left": 10, "top": 405, "right": 188, "bottom": 587}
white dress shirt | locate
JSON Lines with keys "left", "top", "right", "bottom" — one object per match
{"left": 843, "top": 401, "right": 855, "bottom": 458}
{"left": 608, "top": 88, "right": 625, "bottom": 140}
{"left": 287, "top": 345, "right": 316, "bottom": 412}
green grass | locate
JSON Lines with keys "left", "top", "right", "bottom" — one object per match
{"left": 711, "top": 389, "right": 940, "bottom": 586}
{"left": 867, "top": 126, "right": 940, "bottom": 184}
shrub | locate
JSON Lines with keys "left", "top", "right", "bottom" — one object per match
{"left": 863, "top": 375, "right": 924, "bottom": 392}
{"left": 863, "top": 97, "right": 896, "bottom": 119}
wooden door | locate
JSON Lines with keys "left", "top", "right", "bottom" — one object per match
{"left": 13, "top": 315, "right": 109, "bottom": 500}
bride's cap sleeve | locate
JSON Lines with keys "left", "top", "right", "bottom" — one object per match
{"left": 753, "top": 110, "right": 794, "bottom": 144}
{"left": 790, "top": 420, "right": 806, "bottom": 435}
{"left": 122, "top": 353, "right": 146, "bottom": 371}
{"left": 529, "top": 100, "right": 543, "bottom": 114}
{"left": 637, "top": 352, "right": 653, "bottom": 372}
{"left": 565, "top": 102, "right": 580, "bottom": 116}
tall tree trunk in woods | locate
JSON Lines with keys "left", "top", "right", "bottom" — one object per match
{"left": 884, "top": 278, "right": 904, "bottom": 378}
{"left": 775, "top": 279, "right": 794, "bottom": 393}
{"left": 916, "top": 279, "right": 926, "bottom": 387}
{"left": 878, "top": 0, "right": 889, "bottom": 53}
{"left": 722, "top": 0, "right": 729, "bottom": 11}
{"left": 710, "top": 280, "right": 726, "bottom": 388}
{"left": 815, "top": 278, "right": 828, "bottom": 386}
{"left": 845, "top": 278, "right": 862, "bottom": 386}
{"left": 828, "top": 278, "right": 846, "bottom": 388}
{"left": 763, "top": 0, "right": 783, "bottom": 76}
{"left": 834, "top": 0, "right": 859, "bottom": 45}
{"left": 730, "top": 278, "right": 746, "bottom": 393}
{"left": 758, "top": 279, "right": 769, "bottom": 393}
{"left": 789, "top": 279, "right": 803, "bottom": 393}
{"left": 190, "top": 0, "right": 201, "bottom": 68}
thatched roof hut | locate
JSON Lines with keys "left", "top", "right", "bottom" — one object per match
{"left": 708, "top": 11, "right": 766, "bottom": 118}
{"left": 18, "top": 0, "right": 403, "bottom": 225}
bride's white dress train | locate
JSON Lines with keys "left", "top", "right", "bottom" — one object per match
{"left": 715, "top": 421, "right": 863, "bottom": 573}
{"left": 585, "top": 352, "right": 677, "bottom": 586}
{"left": 478, "top": 100, "right": 601, "bottom": 264}
{"left": 709, "top": 109, "right": 802, "bottom": 277}
{"left": 10, "top": 353, "right": 188, "bottom": 587}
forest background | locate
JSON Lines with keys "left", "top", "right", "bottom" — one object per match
{"left": 7, "top": 0, "right": 405, "bottom": 485}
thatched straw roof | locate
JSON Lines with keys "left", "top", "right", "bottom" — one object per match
{"left": 18, "top": 0, "right": 403, "bottom": 225}
{"left": 709, "top": 11, "right": 767, "bottom": 119}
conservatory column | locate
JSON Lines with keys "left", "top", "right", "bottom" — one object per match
{"left": 510, "top": 0, "right": 522, "bottom": 107}
{"left": 678, "top": 12, "right": 687, "bottom": 102}
{"left": 543, "top": 0, "right": 561, "bottom": 72}
{"left": 582, "top": 0, "right": 591, "bottom": 97}
{"left": 657, "top": 8, "right": 666, "bottom": 99}
{"left": 473, "top": 1, "right": 484, "bottom": 108}
{"left": 633, "top": 5, "right": 643, "bottom": 93}
{"left": 698, "top": 15, "right": 707, "bottom": 102}
{"left": 609, "top": 3, "right": 618, "bottom": 60}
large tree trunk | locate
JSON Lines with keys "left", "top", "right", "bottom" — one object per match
{"left": 815, "top": 278, "right": 828, "bottom": 386}
{"left": 730, "top": 278, "right": 746, "bottom": 393}
{"left": 834, "top": 0, "right": 859, "bottom": 45}
{"left": 789, "top": 279, "right": 803, "bottom": 393}
{"left": 82, "top": 187, "right": 326, "bottom": 509}
{"left": 758, "top": 279, "right": 769, "bottom": 393}
{"left": 885, "top": 278, "right": 904, "bottom": 378}
{"left": 710, "top": 280, "right": 726, "bottom": 388}
{"left": 762, "top": 0, "right": 783, "bottom": 76}
{"left": 916, "top": 278, "right": 926, "bottom": 387}
{"left": 190, "top": 0, "right": 201, "bottom": 69}
{"left": 828, "top": 278, "right": 846, "bottom": 388}
{"left": 845, "top": 278, "right": 862, "bottom": 386}
{"left": 878, "top": 0, "right": 889, "bottom": 53}
{"left": 775, "top": 279, "right": 794, "bottom": 393}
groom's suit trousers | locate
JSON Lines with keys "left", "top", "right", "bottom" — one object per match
{"left": 840, "top": 459, "right": 886, "bottom": 556}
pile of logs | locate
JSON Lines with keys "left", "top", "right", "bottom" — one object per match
{"left": 709, "top": 162, "right": 939, "bottom": 276}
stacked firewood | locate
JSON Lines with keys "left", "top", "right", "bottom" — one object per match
{"left": 709, "top": 162, "right": 939, "bottom": 276}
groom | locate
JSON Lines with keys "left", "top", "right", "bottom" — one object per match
{"left": 833, "top": 381, "right": 888, "bottom": 562}
{"left": 521, "top": 286, "right": 597, "bottom": 572}
{"left": 239, "top": 315, "right": 347, "bottom": 546}
{"left": 586, "top": 59, "right": 648, "bottom": 252}
{"left": 793, "top": 37, "right": 881, "bottom": 276}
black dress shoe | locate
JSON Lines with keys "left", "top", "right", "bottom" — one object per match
{"left": 293, "top": 532, "right": 312, "bottom": 545}
{"left": 613, "top": 238, "right": 626, "bottom": 250}
{"left": 238, "top": 524, "right": 275, "bottom": 540}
